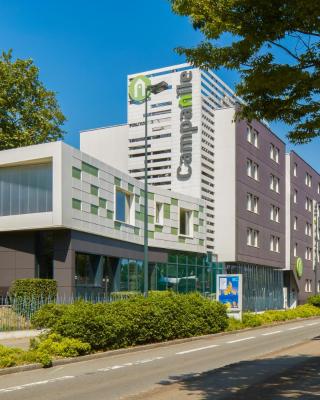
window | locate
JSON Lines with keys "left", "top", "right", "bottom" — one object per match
{"left": 270, "top": 235, "right": 280, "bottom": 253}
{"left": 155, "top": 202, "right": 164, "bottom": 225}
{"left": 294, "top": 243, "right": 298, "bottom": 257}
{"left": 305, "top": 172, "right": 312, "bottom": 188}
{"left": 270, "top": 174, "right": 280, "bottom": 193}
{"left": 247, "top": 126, "right": 258, "bottom": 147}
{"left": 247, "top": 193, "right": 259, "bottom": 214}
{"left": 305, "top": 279, "right": 312, "bottom": 293}
{"left": 318, "top": 183, "right": 320, "bottom": 195}
{"left": 293, "top": 189, "right": 298, "bottom": 204}
{"left": 247, "top": 228, "right": 259, "bottom": 247}
{"left": 247, "top": 159, "right": 259, "bottom": 180}
{"left": 293, "top": 163, "right": 297, "bottom": 177}
{"left": 318, "top": 280, "right": 320, "bottom": 293}
{"left": 305, "top": 197, "right": 312, "bottom": 212}
{"left": 293, "top": 216, "right": 298, "bottom": 230}
{"left": 115, "top": 189, "right": 134, "bottom": 225}
{"left": 305, "top": 247, "right": 312, "bottom": 261}
{"left": 305, "top": 222, "right": 312, "bottom": 237}
{"left": 270, "top": 205, "right": 280, "bottom": 222}
{"left": 179, "top": 208, "right": 193, "bottom": 237}
{"left": 270, "top": 144, "right": 279, "bottom": 163}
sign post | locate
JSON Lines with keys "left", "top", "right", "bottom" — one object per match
{"left": 216, "top": 274, "right": 243, "bottom": 321}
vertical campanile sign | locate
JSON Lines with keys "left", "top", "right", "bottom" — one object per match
{"left": 176, "top": 71, "right": 198, "bottom": 181}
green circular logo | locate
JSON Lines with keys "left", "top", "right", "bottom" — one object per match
{"left": 296, "top": 257, "right": 304, "bottom": 279}
{"left": 129, "top": 75, "right": 151, "bottom": 102}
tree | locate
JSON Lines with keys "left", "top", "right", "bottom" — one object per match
{"left": 0, "top": 50, "right": 66, "bottom": 150}
{"left": 170, "top": 0, "right": 320, "bottom": 143}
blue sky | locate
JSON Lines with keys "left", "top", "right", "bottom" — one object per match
{"left": 1, "top": 0, "right": 319, "bottom": 170}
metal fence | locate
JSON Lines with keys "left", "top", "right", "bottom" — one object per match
{"left": 0, "top": 293, "right": 139, "bottom": 331}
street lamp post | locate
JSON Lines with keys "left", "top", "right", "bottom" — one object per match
{"left": 143, "top": 81, "right": 169, "bottom": 296}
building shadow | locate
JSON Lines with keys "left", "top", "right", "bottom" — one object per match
{"left": 157, "top": 350, "right": 320, "bottom": 399}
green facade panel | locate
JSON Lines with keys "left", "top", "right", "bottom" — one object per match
{"left": 72, "top": 198, "right": 81, "bottom": 210}
{"left": 171, "top": 227, "right": 178, "bottom": 235}
{"left": 171, "top": 198, "right": 178, "bottom": 206}
{"left": 107, "top": 210, "right": 114, "bottom": 219}
{"left": 90, "top": 204, "right": 98, "bottom": 215}
{"left": 99, "top": 198, "right": 107, "bottom": 208}
{"left": 164, "top": 204, "right": 170, "bottom": 219}
{"left": 72, "top": 166, "right": 81, "bottom": 180}
{"left": 90, "top": 185, "right": 99, "bottom": 196}
{"left": 114, "top": 221, "right": 121, "bottom": 230}
{"left": 82, "top": 162, "right": 98, "bottom": 177}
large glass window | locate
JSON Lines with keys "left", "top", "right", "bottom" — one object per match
{"left": 0, "top": 163, "right": 52, "bottom": 216}
{"left": 115, "top": 189, "right": 134, "bottom": 224}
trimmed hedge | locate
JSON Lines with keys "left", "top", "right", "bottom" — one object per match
{"left": 9, "top": 279, "right": 57, "bottom": 300}
{"left": 227, "top": 304, "right": 320, "bottom": 331}
{"left": 307, "top": 295, "right": 320, "bottom": 307}
{"left": 32, "top": 292, "right": 228, "bottom": 350}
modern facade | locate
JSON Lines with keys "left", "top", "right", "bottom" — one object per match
{"left": 1, "top": 62, "right": 319, "bottom": 308}
{"left": 285, "top": 152, "right": 320, "bottom": 305}
{"left": 82, "top": 63, "right": 239, "bottom": 254}
{"left": 0, "top": 141, "right": 208, "bottom": 297}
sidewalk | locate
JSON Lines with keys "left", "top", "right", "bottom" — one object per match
{"left": 0, "top": 330, "right": 41, "bottom": 350}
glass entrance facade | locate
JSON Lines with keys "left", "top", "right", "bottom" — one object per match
{"left": 74, "top": 252, "right": 284, "bottom": 312}
{"left": 74, "top": 252, "right": 219, "bottom": 297}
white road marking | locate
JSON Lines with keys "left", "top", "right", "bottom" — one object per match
{"left": 0, "top": 376, "right": 74, "bottom": 393}
{"left": 97, "top": 357, "right": 164, "bottom": 372}
{"left": 261, "top": 330, "right": 283, "bottom": 336}
{"left": 176, "top": 344, "right": 219, "bottom": 355}
{"left": 306, "top": 322, "right": 320, "bottom": 326}
{"left": 227, "top": 336, "right": 255, "bottom": 344}
{"left": 288, "top": 326, "right": 304, "bottom": 330}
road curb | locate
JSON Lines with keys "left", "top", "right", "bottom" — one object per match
{"left": 0, "top": 315, "right": 319, "bottom": 376}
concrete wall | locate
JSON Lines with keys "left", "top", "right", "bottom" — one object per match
{"left": 80, "top": 124, "right": 129, "bottom": 173}
{"left": 0, "top": 232, "right": 36, "bottom": 296}
{"left": 214, "top": 108, "right": 236, "bottom": 261}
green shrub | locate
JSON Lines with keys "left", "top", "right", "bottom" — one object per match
{"left": 9, "top": 279, "right": 57, "bottom": 300}
{"left": 227, "top": 304, "right": 320, "bottom": 331}
{"left": 9, "top": 279, "right": 57, "bottom": 318}
{"left": 0, "top": 344, "right": 51, "bottom": 368}
{"left": 32, "top": 293, "right": 228, "bottom": 351}
{"left": 307, "top": 295, "right": 320, "bottom": 307}
{"left": 30, "top": 333, "right": 91, "bottom": 357}
{"left": 31, "top": 303, "right": 68, "bottom": 329}
{"left": 110, "top": 291, "right": 140, "bottom": 300}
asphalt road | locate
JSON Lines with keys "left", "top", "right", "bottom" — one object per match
{"left": 0, "top": 318, "right": 319, "bottom": 400}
